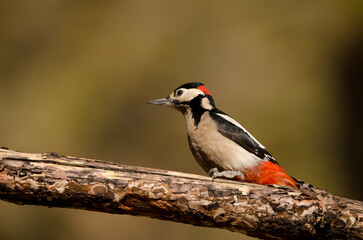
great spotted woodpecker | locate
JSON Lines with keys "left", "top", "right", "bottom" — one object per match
{"left": 148, "top": 82, "right": 297, "bottom": 188}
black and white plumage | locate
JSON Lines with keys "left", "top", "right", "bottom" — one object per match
{"left": 148, "top": 82, "right": 297, "bottom": 187}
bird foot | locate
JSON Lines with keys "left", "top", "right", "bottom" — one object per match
{"left": 208, "top": 167, "right": 244, "bottom": 181}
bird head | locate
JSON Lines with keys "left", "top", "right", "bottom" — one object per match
{"left": 148, "top": 82, "right": 216, "bottom": 113}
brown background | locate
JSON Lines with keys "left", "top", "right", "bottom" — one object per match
{"left": 0, "top": 1, "right": 362, "bottom": 240}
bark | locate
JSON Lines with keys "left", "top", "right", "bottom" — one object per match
{"left": 0, "top": 148, "right": 361, "bottom": 240}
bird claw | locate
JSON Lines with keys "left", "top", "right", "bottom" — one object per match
{"left": 208, "top": 167, "right": 244, "bottom": 181}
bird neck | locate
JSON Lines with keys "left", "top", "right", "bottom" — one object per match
{"left": 184, "top": 95, "right": 214, "bottom": 127}
{"left": 184, "top": 107, "right": 206, "bottom": 128}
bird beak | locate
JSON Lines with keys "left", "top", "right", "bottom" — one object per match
{"left": 147, "top": 97, "right": 174, "bottom": 106}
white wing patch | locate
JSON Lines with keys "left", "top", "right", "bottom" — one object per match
{"left": 215, "top": 113, "right": 266, "bottom": 149}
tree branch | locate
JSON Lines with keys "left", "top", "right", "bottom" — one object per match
{"left": 0, "top": 148, "right": 361, "bottom": 239}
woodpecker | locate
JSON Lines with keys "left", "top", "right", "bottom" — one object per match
{"left": 148, "top": 82, "right": 297, "bottom": 188}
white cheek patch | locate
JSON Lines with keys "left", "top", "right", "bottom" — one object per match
{"left": 171, "top": 88, "right": 205, "bottom": 102}
{"left": 201, "top": 97, "right": 213, "bottom": 110}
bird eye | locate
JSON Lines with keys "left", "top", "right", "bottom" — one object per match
{"left": 176, "top": 89, "right": 184, "bottom": 96}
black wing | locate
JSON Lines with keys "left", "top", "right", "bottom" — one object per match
{"left": 209, "top": 110, "right": 279, "bottom": 165}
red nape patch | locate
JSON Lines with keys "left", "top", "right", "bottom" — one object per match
{"left": 197, "top": 85, "right": 211, "bottom": 95}
{"left": 244, "top": 161, "right": 297, "bottom": 188}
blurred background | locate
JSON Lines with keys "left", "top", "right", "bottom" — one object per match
{"left": 0, "top": 1, "right": 362, "bottom": 240}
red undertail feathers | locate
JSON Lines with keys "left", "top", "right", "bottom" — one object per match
{"left": 243, "top": 161, "right": 297, "bottom": 188}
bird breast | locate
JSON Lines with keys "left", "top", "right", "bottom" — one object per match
{"left": 184, "top": 111, "right": 262, "bottom": 174}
